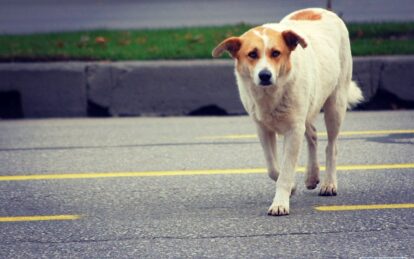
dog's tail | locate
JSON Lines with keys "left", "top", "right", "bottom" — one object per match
{"left": 347, "top": 81, "right": 364, "bottom": 109}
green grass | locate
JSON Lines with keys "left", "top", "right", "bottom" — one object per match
{"left": 351, "top": 39, "right": 414, "bottom": 56}
{"left": 0, "top": 22, "right": 413, "bottom": 61}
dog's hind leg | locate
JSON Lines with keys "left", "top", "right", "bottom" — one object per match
{"left": 320, "top": 92, "right": 347, "bottom": 196}
{"left": 256, "top": 124, "right": 279, "bottom": 181}
{"left": 305, "top": 123, "right": 320, "bottom": 189}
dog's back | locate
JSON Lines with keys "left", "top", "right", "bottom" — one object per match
{"left": 281, "top": 8, "right": 350, "bottom": 62}
{"left": 277, "top": 8, "right": 361, "bottom": 118}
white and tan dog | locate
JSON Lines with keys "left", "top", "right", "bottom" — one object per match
{"left": 212, "top": 8, "right": 363, "bottom": 216}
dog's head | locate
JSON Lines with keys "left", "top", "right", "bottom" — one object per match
{"left": 212, "top": 25, "right": 307, "bottom": 87}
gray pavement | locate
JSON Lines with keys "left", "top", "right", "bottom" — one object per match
{"left": 0, "top": 111, "right": 413, "bottom": 258}
{"left": 1, "top": 0, "right": 414, "bottom": 34}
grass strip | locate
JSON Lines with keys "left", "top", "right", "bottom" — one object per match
{"left": 0, "top": 22, "right": 413, "bottom": 61}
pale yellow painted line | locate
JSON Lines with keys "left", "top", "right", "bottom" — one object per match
{"left": 0, "top": 163, "right": 413, "bottom": 182}
{"left": 320, "top": 129, "right": 414, "bottom": 137}
{"left": 0, "top": 168, "right": 267, "bottom": 181}
{"left": 0, "top": 214, "right": 81, "bottom": 222}
{"left": 334, "top": 163, "right": 414, "bottom": 171}
{"left": 315, "top": 203, "right": 414, "bottom": 212}
{"left": 200, "top": 129, "right": 414, "bottom": 140}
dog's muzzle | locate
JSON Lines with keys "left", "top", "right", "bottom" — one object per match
{"left": 258, "top": 69, "right": 272, "bottom": 86}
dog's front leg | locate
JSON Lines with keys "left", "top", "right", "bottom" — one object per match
{"left": 268, "top": 126, "right": 304, "bottom": 216}
{"left": 256, "top": 123, "right": 279, "bottom": 181}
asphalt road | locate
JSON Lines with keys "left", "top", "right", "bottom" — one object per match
{"left": 0, "top": 111, "right": 413, "bottom": 258}
{"left": 1, "top": 0, "right": 414, "bottom": 34}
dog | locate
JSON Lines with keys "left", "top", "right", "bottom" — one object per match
{"left": 212, "top": 8, "right": 363, "bottom": 216}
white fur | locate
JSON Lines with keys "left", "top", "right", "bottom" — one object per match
{"left": 347, "top": 81, "right": 364, "bottom": 108}
{"left": 232, "top": 8, "right": 364, "bottom": 216}
{"left": 252, "top": 29, "right": 275, "bottom": 86}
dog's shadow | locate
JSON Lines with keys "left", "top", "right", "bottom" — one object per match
{"left": 364, "top": 133, "right": 414, "bottom": 145}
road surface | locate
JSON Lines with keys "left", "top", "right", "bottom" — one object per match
{"left": 0, "top": 111, "right": 413, "bottom": 258}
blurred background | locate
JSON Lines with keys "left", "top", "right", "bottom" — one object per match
{"left": 1, "top": 0, "right": 414, "bottom": 34}
{"left": 0, "top": 0, "right": 414, "bottom": 118}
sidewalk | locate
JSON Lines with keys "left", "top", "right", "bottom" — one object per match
{"left": 0, "top": 56, "right": 413, "bottom": 118}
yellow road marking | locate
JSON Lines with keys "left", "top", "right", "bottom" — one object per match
{"left": 200, "top": 129, "right": 414, "bottom": 140}
{"left": 315, "top": 203, "right": 414, "bottom": 211}
{"left": 0, "top": 214, "right": 81, "bottom": 222}
{"left": 0, "top": 163, "right": 413, "bottom": 182}
{"left": 321, "top": 129, "right": 414, "bottom": 137}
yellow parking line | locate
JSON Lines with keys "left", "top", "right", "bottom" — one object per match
{"left": 0, "top": 214, "right": 81, "bottom": 222}
{"left": 200, "top": 129, "right": 414, "bottom": 140}
{"left": 0, "top": 163, "right": 413, "bottom": 182}
{"left": 315, "top": 203, "right": 414, "bottom": 211}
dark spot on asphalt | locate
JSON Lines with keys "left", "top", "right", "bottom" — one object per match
{"left": 188, "top": 104, "right": 228, "bottom": 116}
{"left": 0, "top": 90, "right": 23, "bottom": 119}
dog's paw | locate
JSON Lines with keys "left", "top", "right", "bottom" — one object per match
{"left": 305, "top": 178, "right": 320, "bottom": 190}
{"left": 268, "top": 169, "right": 279, "bottom": 182}
{"left": 290, "top": 184, "right": 297, "bottom": 197}
{"left": 305, "top": 166, "right": 320, "bottom": 190}
{"left": 267, "top": 203, "right": 290, "bottom": 216}
{"left": 319, "top": 183, "right": 337, "bottom": 196}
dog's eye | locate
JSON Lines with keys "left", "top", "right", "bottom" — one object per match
{"left": 271, "top": 50, "right": 281, "bottom": 58}
{"left": 248, "top": 51, "right": 258, "bottom": 59}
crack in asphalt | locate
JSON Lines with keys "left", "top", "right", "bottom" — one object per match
{"left": 1, "top": 226, "right": 408, "bottom": 245}
{"left": 0, "top": 141, "right": 257, "bottom": 152}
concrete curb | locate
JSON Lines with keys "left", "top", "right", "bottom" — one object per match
{"left": 0, "top": 56, "right": 413, "bottom": 118}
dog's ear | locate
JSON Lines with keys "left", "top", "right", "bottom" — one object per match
{"left": 282, "top": 30, "right": 307, "bottom": 51}
{"left": 212, "top": 37, "right": 242, "bottom": 58}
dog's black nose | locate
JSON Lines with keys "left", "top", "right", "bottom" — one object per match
{"left": 259, "top": 69, "right": 272, "bottom": 86}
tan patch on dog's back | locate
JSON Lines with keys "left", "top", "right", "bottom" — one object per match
{"left": 290, "top": 10, "right": 322, "bottom": 21}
